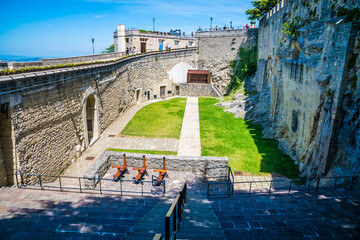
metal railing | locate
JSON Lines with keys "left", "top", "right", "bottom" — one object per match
{"left": 165, "top": 183, "right": 187, "bottom": 240}
{"left": 197, "top": 25, "right": 259, "bottom": 32}
{"left": 207, "top": 174, "right": 358, "bottom": 198}
{"left": 15, "top": 171, "right": 166, "bottom": 197}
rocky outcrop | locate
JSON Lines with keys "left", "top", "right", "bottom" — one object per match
{"left": 249, "top": 0, "right": 360, "bottom": 181}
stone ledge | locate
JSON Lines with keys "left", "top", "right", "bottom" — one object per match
{"left": 84, "top": 151, "right": 229, "bottom": 188}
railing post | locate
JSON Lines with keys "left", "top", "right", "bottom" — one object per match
{"left": 315, "top": 178, "right": 320, "bottom": 193}
{"left": 164, "top": 180, "right": 166, "bottom": 196}
{"left": 165, "top": 216, "right": 170, "bottom": 240}
{"left": 99, "top": 178, "right": 102, "bottom": 194}
{"left": 269, "top": 181, "right": 272, "bottom": 196}
{"left": 177, "top": 194, "right": 182, "bottom": 227}
{"left": 173, "top": 205, "right": 177, "bottom": 234}
{"left": 120, "top": 179, "right": 122, "bottom": 195}
{"left": 15, "top": 172, "right": 20, "bottom": 188}
{"left": 249, "top": 182, "right": 252, "bottom": 196}
{"left": 20, "top": 172, "right": 24, "bottom": 185}
{"left": 79, "top": 177, "right": 82, "bottom": 193}
{"left": 38, "top": 175, "right": 43, "bottom": 190}
{"left": 351, "top": 173, "right": 356, "bottom": 190}
{"left": 288, "top": 181, "right": 292, "bottom": 194}
{"left": 59, "top": 176, "right": 62, "bottom": 192}
{"left": 228, "top": 182, "right": 230, "bottom": 197}
{"left": 333, "top": 177, "right": 338, "bottom": 190}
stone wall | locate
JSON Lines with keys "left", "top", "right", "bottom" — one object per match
{"left": 249, "top": 0, "right": 360, "bottom": 180}
{"left": 0, "top": 144, "right": 7, "bottom": 186}
{"left": 196, "top": 29, "right": 258, "bottom": 93}
{"left": 178, "top": 83, "right": 221, "bottom": 97}
{"left": 0, "top": 52, "right": 127, "bottom": 70}
{"left": 0, "top": 48, "right": 198, "bottom": 185}
{"left": 84, "top": 151, "right": 229, "bottom": 188}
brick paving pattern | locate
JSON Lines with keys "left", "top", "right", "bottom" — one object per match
{"left": 210, "top": 190, "right": 360, "bottom": 239}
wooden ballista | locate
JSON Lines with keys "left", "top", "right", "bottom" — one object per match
{"left": 153, "top": 157, "right": 167, "bottom": 185}
{"left": 133, "top": 155, "right": 147, "bottom": 183}
{"left": 112, "top": 154, "right": 128, "bottom": 181}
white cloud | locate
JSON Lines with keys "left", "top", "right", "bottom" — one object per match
{"left": 93, "top": 15, "right": 108, "bottom": 18}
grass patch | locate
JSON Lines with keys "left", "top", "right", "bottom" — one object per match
{"left": 199, "top": 98, "right": 300, "bottom": 179}
{"left": 107, "top": 148, "right": 177, "bottom": 155}
{"left": 121, "top": 98, "right": 187, "bottom": 138}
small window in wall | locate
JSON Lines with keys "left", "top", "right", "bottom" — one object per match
{"left": 160, "top": 86, "right": 166, "bottom": 98}
{"left": 174, "top": 40, "right": 180, "bottom": 45}
{"left": 188, "top": 41, "right": 193, "bottom": 46}
{"left": 136, "top": 89, "right": 140, "bottom": 102}
{"left": 126, "top": 38, "right": 129, "bottom": 43}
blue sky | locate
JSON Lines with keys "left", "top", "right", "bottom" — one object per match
{"left": 0, "top": 0, "right": 253, "bottom": 58}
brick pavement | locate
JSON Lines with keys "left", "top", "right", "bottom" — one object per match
{"left": 210, "top": 190, "right": 360, "bottom": 239}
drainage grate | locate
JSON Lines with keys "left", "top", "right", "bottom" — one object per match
{"left": 108, "top": 134, "right": 116, "bottom": 137}
{"left": 85, "top": 156, "right": 95, "bottom": 160}
{"left": 233, "top": 171, "right": 243, "bottom": 176}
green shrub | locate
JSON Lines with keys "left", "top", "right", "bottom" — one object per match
{"left": 227, "top": 45, "right": 258, "bottom": 93}
{"left": 350, "top": 75, "right": 358, "bottom": 89}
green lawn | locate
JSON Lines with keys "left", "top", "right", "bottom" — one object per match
{"left": 107, "top": 148, "right": 177, "bottom": 156}
{"left": 121, "top": 98, "right": 187, "bottom": 139}
{"left": 199, "top": 98, "right": 300, "bottom": 179}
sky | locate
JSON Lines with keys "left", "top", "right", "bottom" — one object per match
{"left": 0, "top": 0, "right": 253, "bottom": 58}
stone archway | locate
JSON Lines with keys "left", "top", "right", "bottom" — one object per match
{"left": 82, "top": 88, "right": 100, "bottom": 148}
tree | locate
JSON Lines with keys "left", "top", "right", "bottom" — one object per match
{"left": 245, "top": 0, "right": 279, "bottom": 21}
{"left": 101, "top": 44, "right": 114, "bottom": 53}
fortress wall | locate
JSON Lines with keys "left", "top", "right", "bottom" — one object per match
{"left": 251, "top": 0, "right": 360, "bottom": 179}
{"left": 196, "top": 29, "right": 258, "bottom": 93}
{"left": 0, "top": 49, "right": 197, "bottom": 184}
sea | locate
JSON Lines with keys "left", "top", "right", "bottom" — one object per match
{"left": 0, "top": 55, "right": 53, "bottom": 62}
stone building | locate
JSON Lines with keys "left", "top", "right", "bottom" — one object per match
{"left": 114, "top": 24, "right": 196, "bottom": 53}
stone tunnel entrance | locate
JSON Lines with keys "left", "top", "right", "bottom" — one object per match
{"left": 83, "top": 90, "right": 100, "bottom": 148}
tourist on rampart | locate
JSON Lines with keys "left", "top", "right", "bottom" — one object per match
{"left": 223, "top": 25, "right": 227, "bottom": 30}
{"left": 183, "top": 32, "right": 185, "bottom": 37}
{"left": 191, "top": 32, "right": 193, "bottom": 37}
{"left": 133, "top": 46, "right": 136, "bottom": 54}
{"left": 215, "top": 26, "right": 218, "bottom": 30}
{"left": 198, "top": 26, "right": 201, "bottom": 31}
{"left": 246, "top": 23, "right": 249, "bottom": 29}
{"left": 126, "top": 47, "right": 129, "bottom": 56}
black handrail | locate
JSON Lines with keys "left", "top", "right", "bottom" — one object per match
{"left": 207, "top": 174, "right": 358, "bottom": 198}
{"left": 165, "top": 183, "right": 187, "bottom": 240}
{"left": 15, "top": 171, "right": 166, "bottom": 196}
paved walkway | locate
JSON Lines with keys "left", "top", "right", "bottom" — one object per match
{"left": 63, "top": 98, "right": 179, "bottom": 178}
{"left": 177, "top": 97, "right": 201, "bottom": 156}
{"left": 113, "top": 136, "right": 178, "bottom": 152}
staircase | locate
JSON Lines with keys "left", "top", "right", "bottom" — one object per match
{"left": 210, "top": 189, "right": 360, "bottom": 239}
{"left": 126, "top": 198, "right": 174, "bottom": 240}
{"left": 176, "top": 196, "right": 226, "bottom": 239}
{"left": 211, "top": 84, "right": 223, "bottom": 97}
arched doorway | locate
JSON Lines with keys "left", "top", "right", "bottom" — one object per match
{"left": 86, "top": 94, "right": 95, "bottom": 144}
{"left": 82, "top": 88, "right": 100, "bottom": 148}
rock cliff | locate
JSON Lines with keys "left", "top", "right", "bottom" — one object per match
{"left": 249, "top": 0, "right": 360, "bottom": 182}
